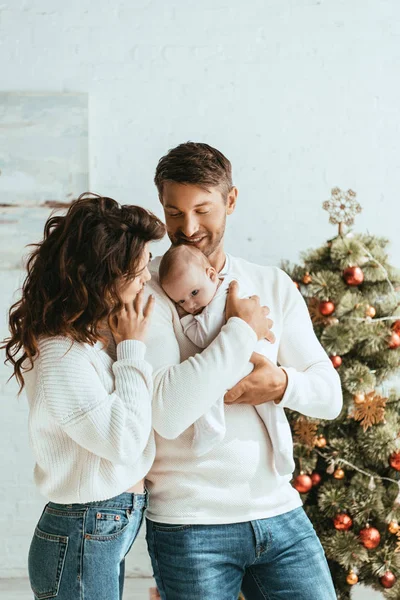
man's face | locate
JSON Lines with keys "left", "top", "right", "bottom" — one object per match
{"left": 160, "top": 182, "right": 236, "bottom": 258}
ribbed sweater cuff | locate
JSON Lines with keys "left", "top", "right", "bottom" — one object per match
{"left": 116, "top": 340, "right": 146, "bottom": 362}
{"left": 276, "top": 366, "right": 297, "bottom": 410}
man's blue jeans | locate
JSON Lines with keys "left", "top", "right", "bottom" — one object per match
{"left": 146, "top": 506, "right": 336, "bottom": 599}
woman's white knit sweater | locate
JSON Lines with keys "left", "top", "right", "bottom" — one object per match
{"left": 23, "top": 335, "right": 155, "bottom": 503}
{"left": 144, "top": 254, "right": 343, "bottom": 525}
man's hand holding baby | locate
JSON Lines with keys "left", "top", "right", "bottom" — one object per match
{"left": 225, "top": 280, "right": 275, "bottom": 344}
{"left": 224, "top": 352, "right": 288, "bottom": 406}
{"left": 225, "top": 281, "right": 288, "bottom": 406}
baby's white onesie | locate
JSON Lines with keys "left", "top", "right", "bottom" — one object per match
{"left": 180, "top": 272, "right": 295, "bottom": 475}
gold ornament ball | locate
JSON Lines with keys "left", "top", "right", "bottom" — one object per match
{"left": 365, "top": 305, "right": 376, "bottom": 318}
{"left": 315, "top": 435, "right": 327, "bottom": 448}
{"left": 354, "top": 392, "right": 366, "bottom": 405}
{"left": 293, "top": 281, "right": 300, "bottom": 290}
{"left": 333, "top": 468, "right": 345, "bottom": 480}
{"left": 380, "top": 571, "right": 396, "bottom": 589}
{"left": 346, "top": 571, "right": 359, "bottom": 586}
{"left": 303, "top": 272, "right": 312, "bottom": 284}
{"left": 388, "top": 520, "right": 400, "bottom": 534}
{"left": 359, "top": 525, "right": 381, "bottom": 549}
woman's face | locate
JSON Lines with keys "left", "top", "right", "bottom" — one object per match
{"left": 118, "top": 244, "right": 152, "bottom": 304}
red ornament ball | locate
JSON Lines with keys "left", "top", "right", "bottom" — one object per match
{"left": 292, "top": 474, "right": 313, "bottom": 494}
{"left": 343, "top": 266, "right": 364, "bottom": 286}
{"left": 388, "top": 331, "right": 400, "bottom": 349}
{"left": 311, "top": 472, "right": 322, "bottom": 486}
{"left": 389, "top": 451, "right": 400, "bottom": 471}
{"left": 333, "top": 513, "right": 353, "bottom": 531}
{"left": 319, "top": 300, "right": 335, "bottom": 316}
{"left": 380, "top": 571, "right": 396, "bottom": 589}
{"left": 330, "top": 355, "right": 342, "bottom": 369}
{"left": 392, "top": 320, "right": 400, "bottom": 335}
{"left": 359, "top": 526, "right": 381, "bottom": 549}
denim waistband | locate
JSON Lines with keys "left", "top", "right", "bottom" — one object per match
{"left": 48, "top": 490, "right": 148, "bottom": 512}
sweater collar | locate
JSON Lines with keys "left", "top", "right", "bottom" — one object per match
{"left": 219, "top": 253, "right": 231, "bottom": 277}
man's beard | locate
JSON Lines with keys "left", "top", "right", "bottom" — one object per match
{"left": 170, "top": 216, "right": 226, "bottom": 258}
{"left": 170, "top": 230, "right": 224, "bottom": 257}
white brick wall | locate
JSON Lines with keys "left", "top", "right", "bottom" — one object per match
{"left": 1, "top": 1, "right": 398, "bottom": 595}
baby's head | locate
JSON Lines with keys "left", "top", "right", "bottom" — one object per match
{"left": 159, "top": 245, "right": 219, "bottom": 314}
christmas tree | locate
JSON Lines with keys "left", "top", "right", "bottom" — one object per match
{"left": 282, "top": 188, "right": 400, "bottom": 599}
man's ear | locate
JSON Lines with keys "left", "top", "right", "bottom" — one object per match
{"left": 226, "top": 186, "right": 238, "bottom": 215}
{"left": 207, "top": 267, "right": 218, "bottom": 282}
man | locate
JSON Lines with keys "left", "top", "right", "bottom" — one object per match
{"left": 144, "top": 142, "right": 342, "bottom": 600}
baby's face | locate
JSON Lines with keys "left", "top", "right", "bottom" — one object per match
{"left": 163, "top": 264, "right": 219, "bottom": 315}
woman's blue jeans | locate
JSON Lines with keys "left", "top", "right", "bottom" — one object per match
{"left": 146, "top": 506, "right": 336, "bottom": 600}
{"left": 28, "top": 491, "right": 147, "bottom": 600}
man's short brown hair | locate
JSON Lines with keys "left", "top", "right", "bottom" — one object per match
{"left": 154, "top": 142, "right": 233, "bottom": 200}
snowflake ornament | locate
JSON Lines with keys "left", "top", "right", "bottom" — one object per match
{"left": 323, "top": 188, "right": 362, "bottom": 231}
{"left": 351, "top": 391, "right": 387, "bottom": 432}
{"left": 293, "top": 416, "right": 319, "bottom": 448}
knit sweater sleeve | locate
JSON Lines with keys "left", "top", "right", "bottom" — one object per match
{"left": 38, "top": 337, "right": 153, "bottom": 466}
{"left": 144, "top": 290, "right": 257, "bottom": 439}
{"left": 275, "top": 268, "right": 343, "bottom": 419}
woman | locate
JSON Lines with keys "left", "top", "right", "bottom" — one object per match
{"left": 3, "top": 193, "right": 165, "bottom": 600}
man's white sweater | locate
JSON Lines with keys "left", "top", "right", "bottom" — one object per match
{"left": 144, "top": 254, "right": 343, "bottom": 525}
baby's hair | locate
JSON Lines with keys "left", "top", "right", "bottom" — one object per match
{"left": 159, "top": 245, "right": 210, "bottom": 286}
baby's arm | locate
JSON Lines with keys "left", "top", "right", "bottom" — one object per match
{"left": 180, "top": 277, "right": 231, "bottom": 348}
{"left": 181, "top": 310, "right": 226, "bottom": 348}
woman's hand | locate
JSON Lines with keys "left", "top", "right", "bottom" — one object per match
{"left": 111, "top": 289, "right": 155, "bottom": 344}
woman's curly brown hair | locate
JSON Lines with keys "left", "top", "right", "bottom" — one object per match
{"left": 2, "top": 192, "right": 165, "bottom": 391}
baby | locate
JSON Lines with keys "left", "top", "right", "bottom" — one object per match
{"left": 159, "top": 245, "right": 294, "bottom": 475}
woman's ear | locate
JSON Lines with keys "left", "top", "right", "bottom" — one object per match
{"left": 207, "top": 267, "right": 218, "bottom": 282}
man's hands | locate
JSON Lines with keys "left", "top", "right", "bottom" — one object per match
{"left": 224, "top": 282, "right": 286, "bottom": 405}
{"left": 224, "top": 352, "right": 288, "bottom": 406}
{"left": 225, "top": 280, "right": 275, "bottom": 343}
